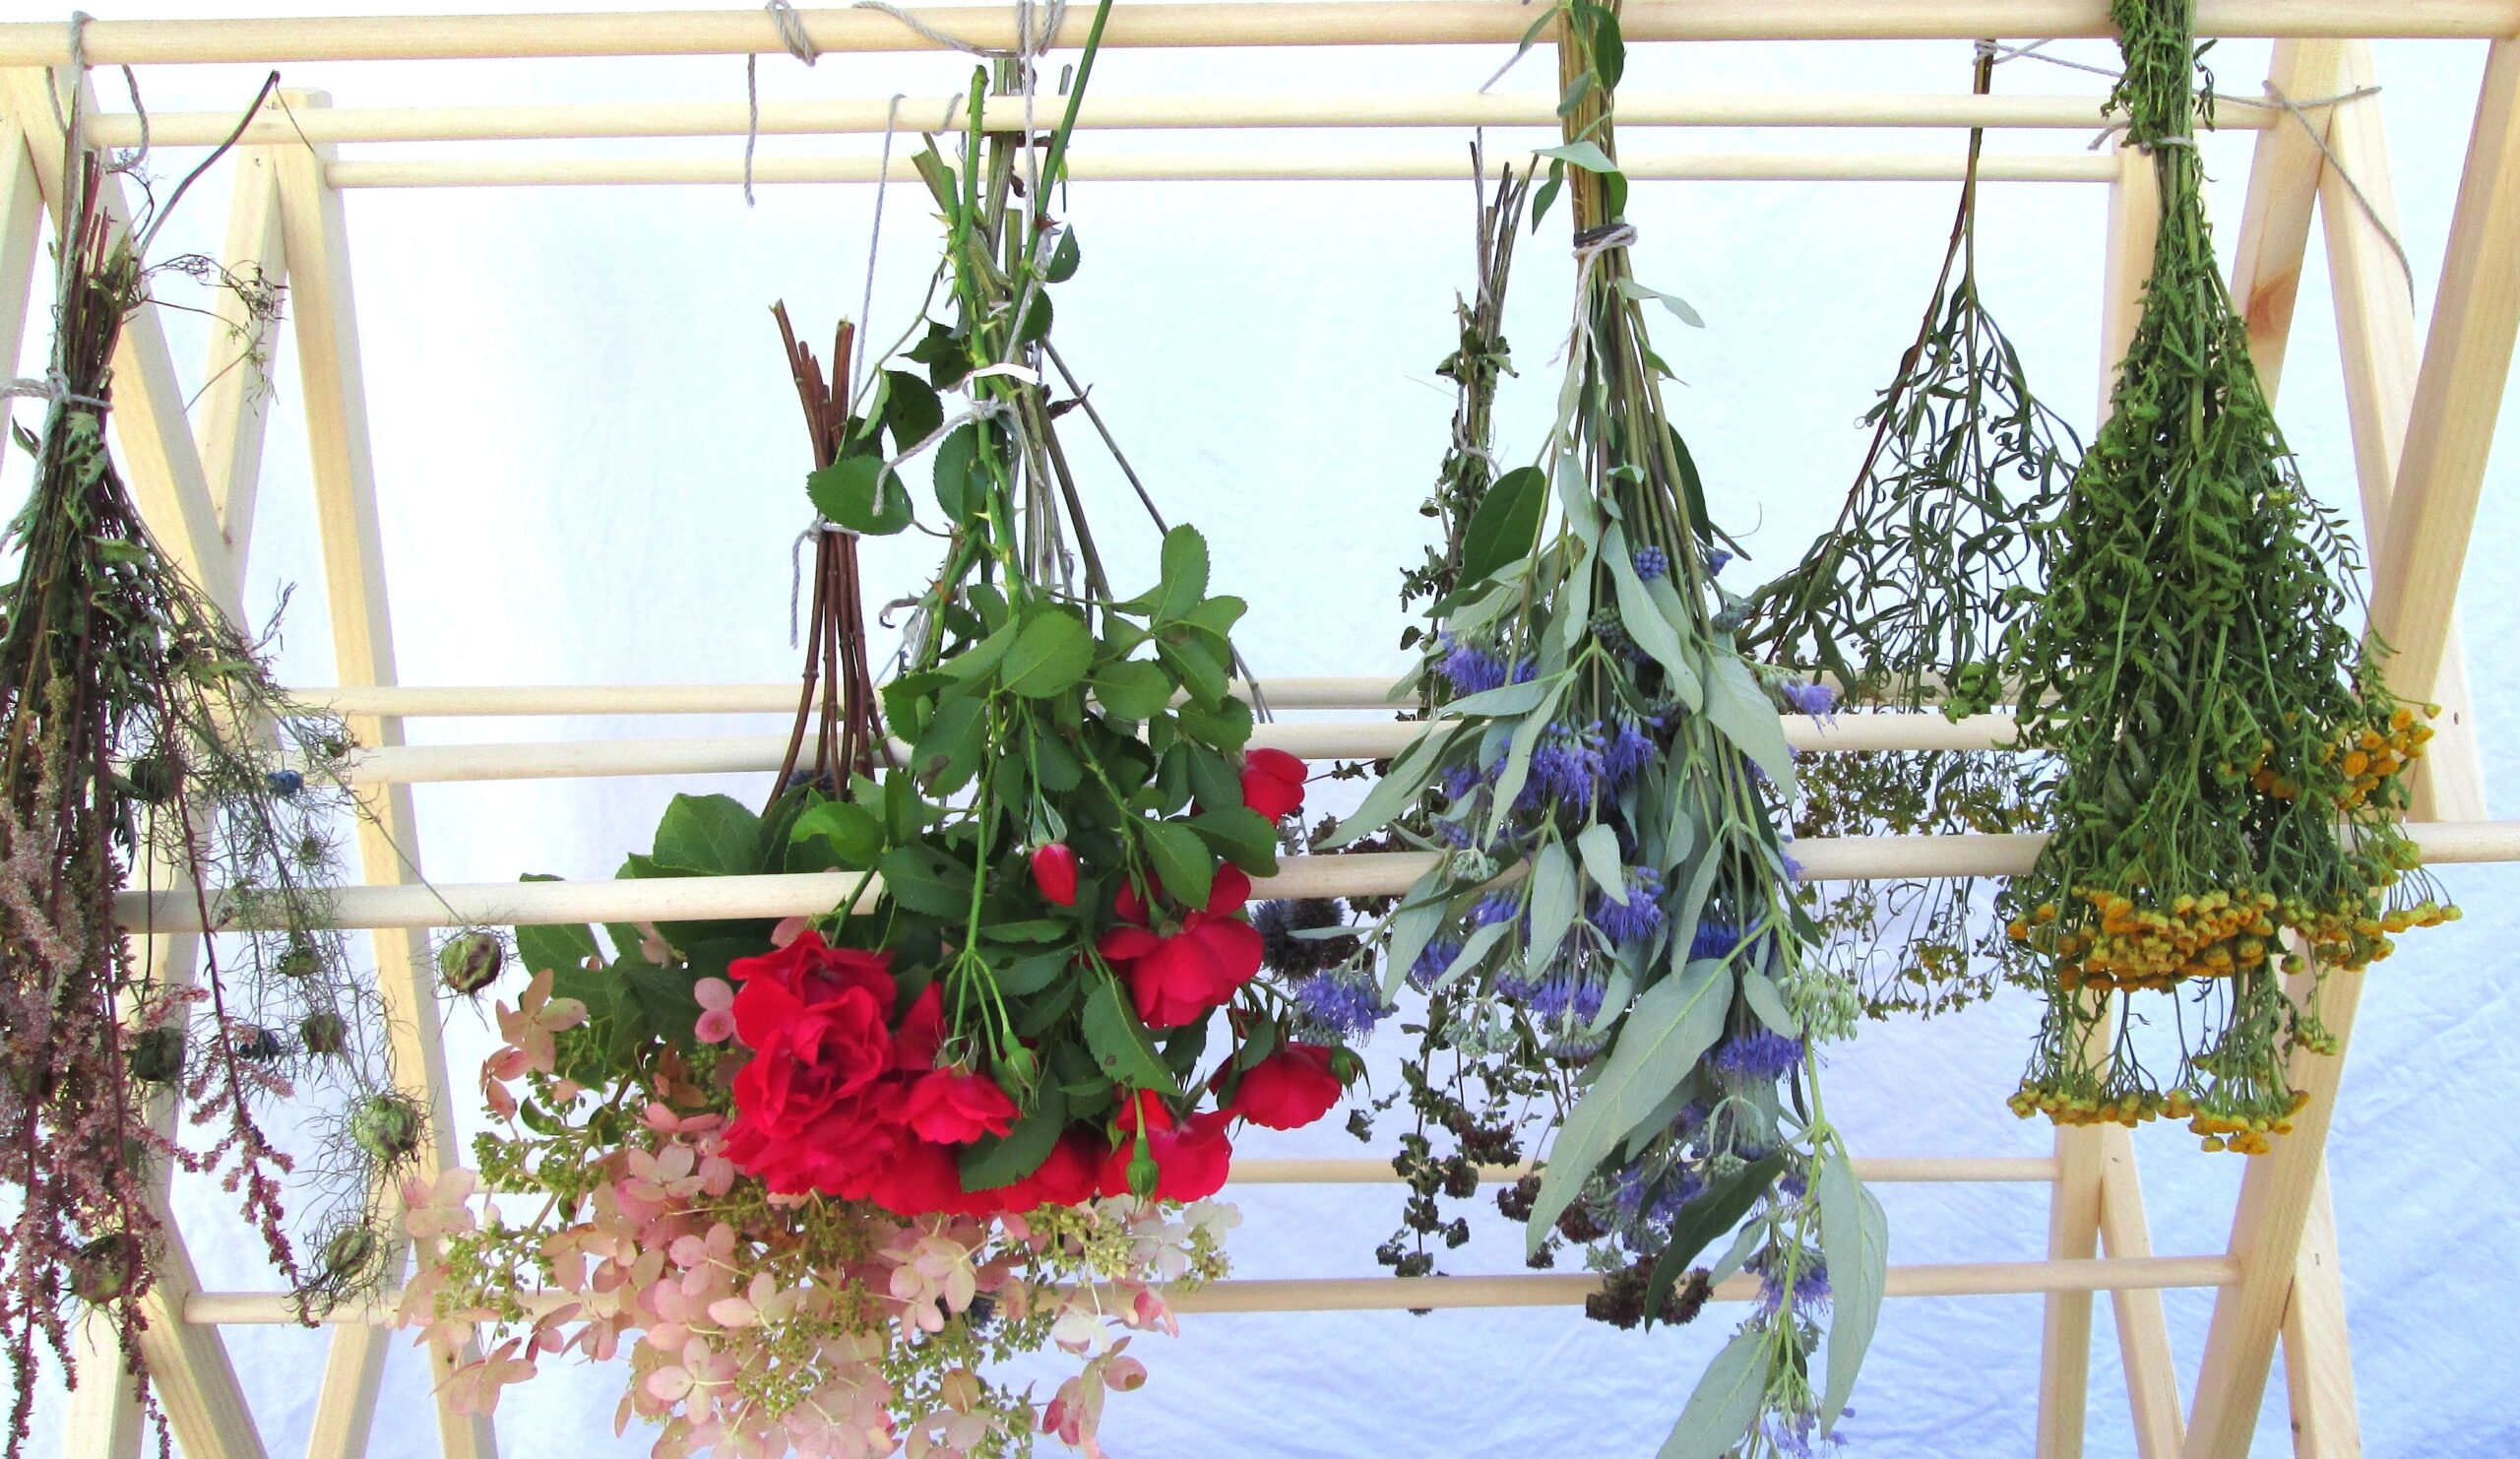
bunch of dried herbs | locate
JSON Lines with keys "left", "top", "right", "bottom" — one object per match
{"left": 1998, "top": 0, "right": 2451, "bottom": 1154}
{"left": 1, "top": 76, "right": 415, "bottom": 1453}
{"left": 1741, "top": 47, "right": 2077, "bottom": 1020}
{"left": 1331, "top": 6, "right": 1886, "bottom": 1451}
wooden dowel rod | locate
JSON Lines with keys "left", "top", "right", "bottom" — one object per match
{"left": 290, "top": 677, "right": 1407, "bottom": 716}
{"left": 320, "top": 151, "right": 2116, "bottom": 189}
{"left": 5, "top": 3, "right": 2512, "bottom": 67}
{"left": 178, "top": 1254, "right": 2240, "bottom": 1327}
{"left": 327, "top": 714, "right": 2023, "bottom": 785}
{"left": 1230, "top": 1155, "right": 2058, "bottom": 1184}
{"left": 80, "top": 92, "right": 2203, "bottom": 148}
{"left": 107, "top": 821, "right": 2520, "bottom": 933}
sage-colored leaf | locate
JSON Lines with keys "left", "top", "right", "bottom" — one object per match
{"left": 1739, "top": 966, "right": 1797, "bottom": 1035}
{"left": 1657, "top": 1329, "right": 1773, "bottom": 1459}
{"left": 1526, "top": 841, "right": 1579, "bottom": 972}
{"left": 1328, "top": 724, "right": 1460, "bottom": 846}
{"left": 1576, "top": 822, "right": 1628, "bottom": 905}
{"left": 1527, "top": 957, "right": 1734, "bottom": 1252}
{"left": 1536, "top": 140, "right": 1618, "bottom": 173}
{"left": 1817, "top": 1153, "right": 1889, "bottom": 1431}
{"left": 1702, "top": 652, "right": 1799, "bottom": 796}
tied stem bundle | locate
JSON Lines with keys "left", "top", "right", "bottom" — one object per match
{"left": 1333, "top": 5, "right": 1887, "bottom": 1452}
{"left": 1743, "top": 45, "right": 2077, "bottom": 1020}
{"left": 2000, "top": 0, "right": 2452, "bottom": 1154}
{"left": 1, "top": 78, "right": 413, "bottom": 1456}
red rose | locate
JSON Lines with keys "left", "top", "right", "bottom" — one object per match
{"left": 999, "top": 1131, "right": 1103, "bottom": 1211}
{"left": 1228, "top": 1043, "right": 1346, "bottom": 1130}
{"left": 1031, "top": 842, "right": 1080, "bottom": 907}
{"left": 721, "top": 934, "right": 906, "bottom": 1193}
{"left": 1240, "top": 747, "right": 1307, "bottom": 820}
{"left": 861, "top": 1137, "right": 979, "bottom": 1218}
{"left": 1098, "top": 1095, "right": 1235, "bottom": 1202}
{"left": 1098, "top": 865, "right": 1262, "bottom": 1028}
{"left": 904, "top": 1069, "right": 1020, "bottom": 1144}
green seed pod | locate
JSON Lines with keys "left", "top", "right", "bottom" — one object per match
{"left": 436, "top": 932, "right": 504, "bottom": 995}
{"left": 126, "top": 752, "right": 181, "bottom": 803}
{"left": 348, "top": 1095, "right": 424, "bottom": 1163}
{"left": 274, "top": 935, "right": 321, "bottom": 981}
{"left": 127, "top": 1025, "right": 185, "bottom": 1084}
{"left": 320, "top": 1225, "right": 380, "bottom": 1284}
{"left": 70, "top": 1234, "right": 134, "bottom": 1304}
{"left": 299, "top": 1011, "right": 348, "bottom": 1056}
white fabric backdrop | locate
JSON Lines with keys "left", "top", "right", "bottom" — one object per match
{"left": 11, "top": 5, "right": 2519, "bottom": 1453}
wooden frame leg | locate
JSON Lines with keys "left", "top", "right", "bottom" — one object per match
{"left": 271, "top": 90, "right": 497, "bottom": 1459}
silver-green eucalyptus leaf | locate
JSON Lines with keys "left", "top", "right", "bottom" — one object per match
{"left": 1576, "top": 822, "right": 1629, "bottom": 904}
{"left": 1525, "top": 841, "right": 1580, "bottom": 973}
{"left": 1817, "top": 1152, "right": 1889, "bottom": 1432}
{"left": 1326, "top": 724, "right": 1462, "bottom": 847}
{"left": 1658, "top": 1327, "right": 1773, "bottom": 1459}
{"left": 1701, "top": 650, "right": 1799, "bottom": 796}
{"left": 1739, "top": 966, "right": 1797, "bottom": 1036}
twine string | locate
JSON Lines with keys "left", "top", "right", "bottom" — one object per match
{"left": 3, "top": 370, "right": 112, "bottom": 412}
{"left": 744, "top": 0, "right": 821, "bottom": 207}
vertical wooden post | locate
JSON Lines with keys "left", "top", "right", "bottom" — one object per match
{"left": 0, "top": 97, "right": 39, "bottom": 378}
{"left": 2281, "top": 1167, "right": 2361, "bottom": 1458}
{"left": 269, "top": 90, "right": 498, "bottom": 1459}
{"left": 2320, "top": 41, "right": 2488, "bottom": 822}
{"left": 2034, "top": 141, "right": 2159, "bottom": 1459}
{"left": 2183, "top": 49, "right": 2520, "bottom": 1452}
{"left": 195, "top": 139, "right": 288, "bottom": 574}
{"left": 2369, "top": 39, "right": 2520, "bottom": 702}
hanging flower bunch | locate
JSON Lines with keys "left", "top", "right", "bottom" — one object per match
{"left": 1329, "top": 6, "right": 1885, "bottom": 1453}
{"left": 411, "top": 7, "right": 1356, "bottom": 1450}
{"left": 1998, "top": 0, "right": 2452, "bottom": 1153}
{"left": 0, "top": 75, "right": 417, "bottom": 1455}
{"left": 1740, "top": 45, "right": 2079, "bottom": 1020}
{"left": 407, "top": 848, "right": 1239, "bottom": 1457}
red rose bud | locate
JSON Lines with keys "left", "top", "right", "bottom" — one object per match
{"left": 1228, "top": 1043, "right": 1347, "bottom": 1130}
{"left": 1030, "top": 841, "right": 1080, "bottom": 906}
{"left": 1240, "top": 747, "right": 1307, "bottom": 820}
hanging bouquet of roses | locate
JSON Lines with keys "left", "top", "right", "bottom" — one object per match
{"left": 404, "top": 9, "right": 1357, "bottom": 1452}
{"left": 1327, "top": 6, "right": 1885, "bottom": 1453}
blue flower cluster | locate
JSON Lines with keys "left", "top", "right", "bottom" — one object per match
{"left": 1604, "top": 717, "right": 1657, "bottom": 785}
{"left": 1436, "top": 634, "right": 1535, "bottom": 697}
{"left": 1471, "top": 892, "right": 1521, "bottom": 927}
{"left": 1707, "top": 546, "right": 1733, "bottom": 576}
{"left": 1527, "top": 721, "right": 1609, "bottom": 807}
{"left": 1293, "top": 968, "right": 1392, "bottom": 1037}
{"left": 1590, "top": 866, "right": 1667, "bottom": 947}
{"left": 1779, "top": 677, "right": 1838, "bottom": 718}
{"left": 1409, "top": 937, "right": 1463, "bottom": 993}
{"left": 1632, "top": 544, "right": 1670, "bottom": 581}
{"left": 1710, "top": 1030, "right": 1805, "bottom": 1083}
{"left": 266, "top": 769, "right": 305, "bottom": 798}
{"left": 1690, "top": 920, "right": 1743, "bottom": 961}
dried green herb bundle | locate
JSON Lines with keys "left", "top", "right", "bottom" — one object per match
{"left": 1741, "top": 49, "right": 2076, "bottom": 1020}
{"left": 1999, "top": 0, "right": 2451, "bottom": 1154}
{"left": 0, "top": 81, "right": 414, "bottom": 1453}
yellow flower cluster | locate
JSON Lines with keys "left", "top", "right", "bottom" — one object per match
{"left": 2006, "top": 886, "right": 2458, "bottom": 990}
{"left": 2006, "top": 889, "right": 2277, "bottom": 991}
{"left": 2008, "top": 1082, "right": 2314, "bottom": 1153}
{"left": 2241, "top": 703, "right": 2435, "bottom": 808}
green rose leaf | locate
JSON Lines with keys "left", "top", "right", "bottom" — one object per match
{"left": 959, "top": 1081, "right": 1068, "bottom": 1191}
{"left": 1090, "top": 658, "right": 1173, "bottom": 720}
{"left": 1083, "top": 980, "right": 1177, "bottom": 1093}
{"left": 651, "top": 793, "right": 764, "bottom": 876}
{"left": 807, "top": 454, "right": 914, "bottom": 536}
{"left": 1142, "top": 817, "right": 1216, "bottom": 910}
{"left": 1001, "top": 609, "right": 1096, "bottom": 698}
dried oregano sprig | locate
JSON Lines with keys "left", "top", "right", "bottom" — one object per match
{"left": 1331, "top": 6, "right": 1885, "bottom": 1452}
{"left": 0, "top": 78, "right": 416, "bottom": 1457}
{"left": 1998, "top": 0, "right": 2452, "bottom": 1155}
{"left": 1741, "top": 46, "right": 2075, "bottom": 1021}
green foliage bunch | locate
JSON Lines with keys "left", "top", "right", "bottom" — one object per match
{"left": 1999, "top": 0, "right": 2452, "bottom": 1154}
{"left": 1741, "top": 47, "right": 2077, "bottom": 1020}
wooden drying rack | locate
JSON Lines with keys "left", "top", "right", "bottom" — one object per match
{"left": 4, "top": 5, "right": 2517, "bottom": 1458}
